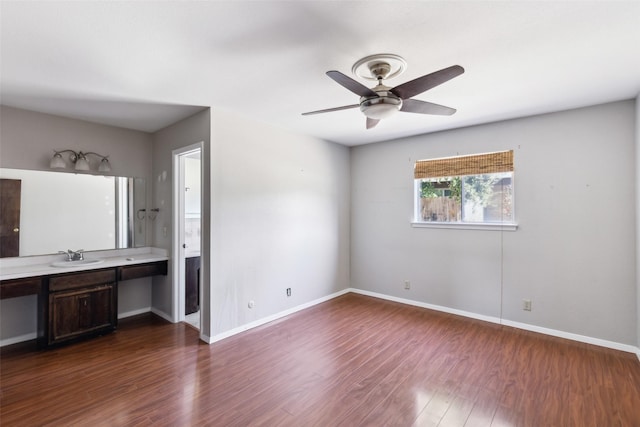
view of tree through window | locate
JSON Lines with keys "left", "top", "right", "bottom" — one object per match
{"left": 418, "top": 173, "right": 513, "bottom": 223}
{"left": 414, "top": 151, "right": 514, "bottom": 225}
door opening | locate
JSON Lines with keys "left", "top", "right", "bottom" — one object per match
{"left": 173, "top": 144, "right": 202, "bottom": 330}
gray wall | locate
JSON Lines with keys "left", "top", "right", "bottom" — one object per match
{"left": 149, "top": 107, "right": 351, "bottom": 341}
{"left": 351, "top": 100, "right": 637, "bottom": 346}
{"left": 150, "top": 109, "right": 211, "bottom": 338}
{"left": 637, "top": 96, "right": 640, "bottom": 349}
{"left": 0, "top": 106, "right": 155, "bottom": 343}
{"left": 0, "top": 106, "right": 152, "bottom": 178}
{"left": 208, "top": 109, "right": 351, "bottom": 339}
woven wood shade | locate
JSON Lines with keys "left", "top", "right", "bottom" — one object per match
{"left": 414, "top": 150, "right": 513, "bottom": 179}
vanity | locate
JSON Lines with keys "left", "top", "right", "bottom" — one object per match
{"left": 44, "top": 268, "right": 118, "bottom": 346}
{"left": 0, "top": 250, "right": 168, "bottom": 348}
{"left": 0, "top": 167, "right": 167, "bottom": 348}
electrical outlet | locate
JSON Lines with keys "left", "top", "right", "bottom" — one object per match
{"left": 286, "top": 288, "right": 291, "bottom": 297}
{"left": 523, "top": 299, "right": 532, "bottom": 311}
{"left": 404, "top": 280, "right": 411, "bottom": 290}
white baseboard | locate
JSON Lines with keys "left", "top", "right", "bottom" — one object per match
{"left": 349, "top": 288, "right": 640, "bottom": 357}
{"left": 201, "top": 288, "right": 640, "bottom": 357}
{"left": 118, "top": 307, "right": 151, "bottom": 319}
{"left": 0, "top": 332, "right": 37, "bottom": 347}
{"left": 206, "top": 289, "right": 351, "bottom": 344}
{"left": 200, "top": 332, "right": 212, "bottom": 343}
{"left": 150, "top": 307, "right": 174, "bottom": 323}
{"left": 350, "top": 288, "right": 502, "bottom": 325}
{"left": 500, "top": 319, "right": 639, "bottom": 355}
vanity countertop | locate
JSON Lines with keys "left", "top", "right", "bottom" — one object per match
{"left": 0, "top": 247, "right": 169, "bottom": 281}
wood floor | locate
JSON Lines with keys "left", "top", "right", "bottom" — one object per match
{"left": 2, "top": 293, "right": 639, "bottom": 426}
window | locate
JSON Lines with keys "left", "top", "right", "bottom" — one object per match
{"left": 413, "top": 151, "right": 516, "bottom": 230}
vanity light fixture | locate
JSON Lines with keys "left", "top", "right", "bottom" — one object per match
{"left": 50, "top": 149, "right": 111, "bottom": 172}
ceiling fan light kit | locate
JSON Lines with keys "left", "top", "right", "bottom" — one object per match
{"left": 302, "top": 53, "right": 464, "bottom": 129}
{"left": 360, "top": 94, "right": 402, "bottom": 120}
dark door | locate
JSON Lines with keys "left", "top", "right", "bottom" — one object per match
{"left": 0, "top": 179, "right": 21, "bottom": 257}
{"left": 185, "top": 256, "right": 200, "bottom": 315}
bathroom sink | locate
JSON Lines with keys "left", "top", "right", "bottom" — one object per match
{"left": 50, "top": 259, "right": 104, "bottom": 268}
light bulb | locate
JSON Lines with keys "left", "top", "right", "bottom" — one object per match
{"left": 75, "top": 154, "right": 90, "bottom": 171}
{"left": 98, "top": 158, "right": 111, "bottom": 172}
{"left": 50, "top": 153, "right": 66, "bottom": 169}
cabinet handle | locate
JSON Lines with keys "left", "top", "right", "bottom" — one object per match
{"left": 13, "top": 227, "right": 19, "bottom": 232}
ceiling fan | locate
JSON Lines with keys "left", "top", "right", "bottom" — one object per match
{"left": 302, "top": 54, "right": 464, "bottom": 129}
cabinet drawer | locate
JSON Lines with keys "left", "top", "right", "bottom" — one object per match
{"left": 0, "top": 277, "right": 42, "bottom": 299}
{"left": 118, "top": 261, "right": 168, "bottom": 281}
{"left": 49, "top": 269, "right": 116, "bottom": 292}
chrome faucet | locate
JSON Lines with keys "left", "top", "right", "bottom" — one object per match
{"left": 58, "top": 249, "right": 84, "bottom": 261}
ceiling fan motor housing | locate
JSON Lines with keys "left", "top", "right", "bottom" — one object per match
{"left": 368, "top": 62, "right": 392, "bottom": 80}
{"left": 360, "top": 89, "right": 402, "bottom": 120}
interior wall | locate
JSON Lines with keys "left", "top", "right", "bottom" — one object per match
{"left": 150, "top": 109, "right": 211, "bottom": 337}
{"left": 208, "top": 109, "right": 351, "bottom": 339}
{"left": 0, "top": 106, "right": 155, "bottom": 343}
{"left": 636, "top": 95, "right": 640, "bottom": 349}
{"left": 351, "top": 100, "right": 637, "bottom": 346}
{"left": 0, "top": 106, "right": 152, "bottom": 177}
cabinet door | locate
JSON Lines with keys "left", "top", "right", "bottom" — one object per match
{"left": 51, "top": 291, "right": 81, "bottom": 340}
{"left": 91, "top": 286, "right": 114, "bottom": 329}
{"left": 49, "top": 284, "right": 116, "bottom": 344}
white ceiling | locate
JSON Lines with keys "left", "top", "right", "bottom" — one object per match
{"left": 1, "top": 1, "right": 639, "bottom": 147}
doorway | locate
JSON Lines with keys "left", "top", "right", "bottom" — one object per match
{"left": 173, "top": 144, "right": 202, "bottom": 330}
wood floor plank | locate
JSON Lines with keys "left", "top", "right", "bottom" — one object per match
{"left": 2, "top": 293, "right": 639, "bottom": 426}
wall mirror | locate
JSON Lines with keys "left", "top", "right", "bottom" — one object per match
{"left": 0, "top": 168, "right": 146, "bottom": 258}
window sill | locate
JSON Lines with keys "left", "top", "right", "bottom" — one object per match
{"left": 411, "top": 221, "right": 518, "bottom": 231}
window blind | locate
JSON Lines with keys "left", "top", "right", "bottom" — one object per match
{"left": 414, "top": 150, "right": 513, "bottom": 179}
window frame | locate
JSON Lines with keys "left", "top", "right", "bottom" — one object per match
{"left": 411, "top": 153, "right": 518, "bottom": 231}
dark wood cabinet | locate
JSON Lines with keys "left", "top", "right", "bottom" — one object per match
{"left": 41, "top": 269, "right": 117, "bottom": 347}
{"left": 185, "top": 256, "right": 200, "bottom": 315}
{"left": 49, "top": 284, "right": 115, "bottom": 344}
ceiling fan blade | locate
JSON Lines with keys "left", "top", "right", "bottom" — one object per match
{"left": 301, "top": 104, "right": 359, "bottom": 116}
{"left": 327, "top": 71, "right": 379, "bottom": 98}
{"left": 366, "top": 118, "right": 380, "bottom": 129}
{"left": 401, "top": 99, "right": 457, "bottom": 116}
{"left": 391, "top": 65, "right": 464, "bottom": 100}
